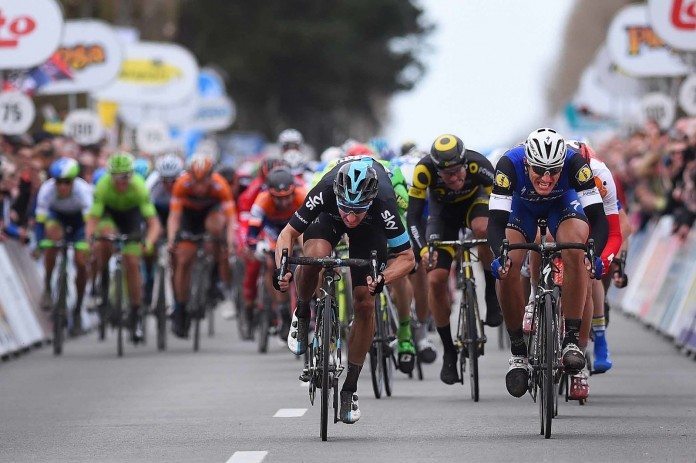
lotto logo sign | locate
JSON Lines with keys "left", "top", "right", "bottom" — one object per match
{"left": 671, "top": 0, "right": 696, "bottom": 30}
{"left": 0, "top": 10, "right": 36, "bottom": 48}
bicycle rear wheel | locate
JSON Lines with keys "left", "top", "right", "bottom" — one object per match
{"left": 257, "top": 270, "right": 271, "bottom": 353}
{"left": 115, "top": 267, "right": 124, "bottom": 357}
{"left": 98, "top": 266, "right": 109, "bottom": 341}
{"left": 320, "top": 295, "right": 332, "bottom": 441}
{"left": 465, "top": 281, "right": 480, "bottom": 402}
{"left": 382, "top": 295, "right": 397, "bottom": 397}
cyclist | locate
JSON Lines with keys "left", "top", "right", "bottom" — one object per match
{"left": 143, "top": 153, "right": 184, "bottom": 305}
{"left": 167, "top": 153, "right": 237, "bottom": 338}
{"left": 278, "top": 128, "right": 303, "bottom": 153}
{"left": 237, "top": 156, "right": 288, "bottom": 339}
{"left": 407, "top": 134, "right": 500, "bottom": 385}
{"left": 246, "top": 167, "right": 306, "bottom": 341}
{"left": 312, "top": 143, "right": 420, "bottom": 373}
{"left": 86, "top": 152, "right": 161, "bottom": 343}
{"left": 391, "top": 145, "right": 437, "bottom": 364}
{"left": 274, "top": 157, "right": 415, "bottom": 424}
{"left": 35, "top": 157, "right": 93, "bottom": 335}
{"left": 488, "top": 128, "right": 608, "bottom": 398}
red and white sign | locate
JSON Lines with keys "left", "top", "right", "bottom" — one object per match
{"left": 0, "top": 0, "right": 63, "bottom": 69}
{"left": 649, "top": 0, "right": 696, "bottom": 50}
{"left": 40, "top": 20, "right": 123, "bottom": 95}
{"left": 607, "top": 4, "right": 689, "bottom": 77}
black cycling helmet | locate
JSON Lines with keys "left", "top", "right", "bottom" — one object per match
{"left": 333, "top": 159, "right": 379, "bottom": 209}
{"left": 400, "top": 140, "right": 417, "bottom": 156}
{"left": 430, "top": 134, "right": 466, "bottom": 169}
{"left": 266, "top": 167, "right": 296, "bottom": 197}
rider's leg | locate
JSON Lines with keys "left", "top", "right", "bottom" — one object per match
{"left": 592, "top": 278, "right": 612, "bottom": 372}
{"left": 344, "top": 286, "right": 375, "bottom": 388}
{"left": 206, "top": 211, "right": 228, "bottom": 293}
{"left": 408, "top": 263, "right": 436, "bottom": 362}
{"left": 470, "top": 214, "right": 503, "bottom": 327}
{"left": 42, "top": 222, "right": 63, "bottom": 308}
{"left": 390, "top": 275, "right": 416, "bottom": 372}
{"left": 556, "top": 218, "right": 590, "bottom": 371}
{"left": 497, "top": 228, "right": 528, "bottom": 354}
{"left": 172, "top": 242, "right": 196, "bottom": 335}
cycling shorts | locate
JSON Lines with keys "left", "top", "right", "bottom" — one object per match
{"left": 507, "top": 189, "right": 588, "bottom": 242}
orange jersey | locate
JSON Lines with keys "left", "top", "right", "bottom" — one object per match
{"left": 171, "top": 172, "right": 236, "bottom": 217}
{"left": 247, "top": 187, "right": 306, "bottom": 240}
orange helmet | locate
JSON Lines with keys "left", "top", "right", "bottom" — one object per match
{"left": 187, "top": 153, "right": 214, "bottom": 180}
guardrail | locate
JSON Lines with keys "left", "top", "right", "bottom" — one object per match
{"left": 607, "top": 215, "right": 696, "bottom": 357}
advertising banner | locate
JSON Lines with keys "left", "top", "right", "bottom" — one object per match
{"left": 607, "top": 4, "right": 689, "bottom": 77}
{"left": 648, "top": 0, "right": 696, "bottom": 51}
{"left": 658, "top": 232, "right": 696, "bottom": 332}
{"left": 678, "top": 74, "right": 696, "bottom": 116}
{"left": 187, "top": 95, "right": 235, "bottom": 132}
{"left": 0, "top": 90, "right": 36, "bottom": 135}
{"left": 38, "top": 19, "right": 123, "bottom": 95}
{"left": 94, "top": 41, "right": 198, "bottom": 106}
{"left": 118, "top": 92, "right": 199, "bottom": 128}
{"left": 0, "top": 0, "right": 63, "bottom": 70}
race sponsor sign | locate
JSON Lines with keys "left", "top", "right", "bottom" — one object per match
{"left": 118, "top": 92, "right": 199, "bottom": 128}
{"left": 640, "top": 92, "right": 677, "bottom": 129}
{"left": 136, "top": 120, "right": 171, "bottom": 154}
{"left": 0, "top": 0, "right": 63, "bottom": 69}
{"left": 593, "top": 45, "right": 647, "bottom": 98}
{"left": 94, "top": 41, "right": 198, "bottom": 106}
{"left": 0, "top": 90, "right": 35, "bottom": 135}
{"left": 607, "top": 4, "right": 689, "bottom": 77}
{"left": 63, "top": 109, "right": 104, "bottom": 145}
{"left": 39, "top": 19, "right": 123, "bottom": 95}
{"left": 678, "top": 74, "right": 696, "bottom": 116}
{"left": 187, "top": 95, "right": 235, "bottom": 132}
{"left": 648, "top": 0, "right": 696, "bottom": 51}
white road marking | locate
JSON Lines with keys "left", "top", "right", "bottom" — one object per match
{"left": 273, "top": 408, "right": 307, "bottom": 417}
{"left": 226, "top": 451, "right": 268, "bottom": 463}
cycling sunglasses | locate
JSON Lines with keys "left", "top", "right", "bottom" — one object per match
{"left": 113, "top": 172, "right": 132, "bottom": 181}
{"left": 337, "top": 201, "right": 372, "bottom": 214}
{"left": 55, "top": 178, "right": 74, "bottom": 185}
{"left": 529, "top": 165, "right": 562, "bottom": 177}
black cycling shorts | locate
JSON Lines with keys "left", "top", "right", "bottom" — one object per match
{"left": 102, "top": 206, "right": 144, "bottom": 236}
{"left": 181, "top": 205, "right": 220, "bottom": 236}
{"left": 303, "top": 212, "right": 388, "bottom": 289}
{"left": 425, "top": 189, "right": 489, "bottom": 270}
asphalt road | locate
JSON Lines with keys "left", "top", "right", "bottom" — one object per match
{"left": 1, "top": 302, "right": 695, "bottom": 463}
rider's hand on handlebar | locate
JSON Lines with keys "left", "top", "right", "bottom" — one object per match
{"left": 491, "top": 255, "right": 510, "bottom": 280}
{"left": 584, "top": 255, "right": 604, "bottom": 279}
{"left": 421, "top": 248, "right": 438, "bottom": 271}
{"left": 366, "top": 273, "right": 385, "bottom": 295}
{"left": 273, "top": 268, "right": 293, "bottom": 292}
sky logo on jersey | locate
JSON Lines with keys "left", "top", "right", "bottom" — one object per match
{"left": 495, "top": 172, "right": 510, "bottom": 189}
{"left": 575, "top": 164, "right": 592, "bottom": 183}
{"left": 305, "top": 192, "right": 323, "bottom": 210}
{"left": 381, "top": 210, "right": 398, "bottom": 230}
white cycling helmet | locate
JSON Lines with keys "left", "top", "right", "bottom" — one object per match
{"left": 320, "top": 146, "right": 344, "bottom": 163}
{"left": 524, "top": 128, "right": 566, "bottom": 169}
{"left": 155, "top": 153, "right": 184, "bottom": 179}
{"left": 278, "top": 128, "right": 303, "bottom": 147}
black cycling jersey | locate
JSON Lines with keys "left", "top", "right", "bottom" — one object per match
{"left": 406, "top": 150, "right": 494, "bottom": 251}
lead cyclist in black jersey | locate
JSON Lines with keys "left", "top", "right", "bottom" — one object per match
{"left": 274, "top": 157, "right": 415, "bottom": 425}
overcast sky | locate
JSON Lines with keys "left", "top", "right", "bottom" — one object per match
{"left": 385, "top": 0, "right": 576, "bottom": 153}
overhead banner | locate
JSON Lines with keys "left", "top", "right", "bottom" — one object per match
{"left": 607, "top": 4, "right": 689, "bottom": 77}
{"left": 94, "top": 41, "right": 198, "bottom": 106}
{"left": 38, "top": 19, "right": 123, "bottom": 95}
{"left": 648, "top": 0, "right": 696, "bottom": 51}
{"left": 0, "top": 0, "right": 63, "bottom": 69}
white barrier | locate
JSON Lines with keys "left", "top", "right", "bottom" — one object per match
{"left": 608, "top": 217, "right": 696, "bottom": 355}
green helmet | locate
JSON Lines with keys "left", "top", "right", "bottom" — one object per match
{"left": 108, "top": 151, "right": 135, "bottom": 175}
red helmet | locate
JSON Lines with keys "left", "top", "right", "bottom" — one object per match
{"left": 345, "top": 143, "right": 374, "bottom": 158}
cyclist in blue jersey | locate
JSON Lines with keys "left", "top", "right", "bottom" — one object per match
{"left": 488, "top": 128, "right": 608, "bottom": 398}
{"left": 274, "top": 157, "right": 415, "bottom": 424}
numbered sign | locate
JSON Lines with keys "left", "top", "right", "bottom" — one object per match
{"left": 678, "top": 74, "right": 696, "bottom": 117}
{"left": 0, "top": 91, "right": 35, "bottom": 135}
{"left": 136, "top": 120, "right": 170, "bottom": 154}
{"left": 640, "top": 92, "right": 676, "bottom": 129}
{"left": 63, "top": 109, "right": 104, "bottom": 145}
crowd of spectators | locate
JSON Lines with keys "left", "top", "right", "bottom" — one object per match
{"left": 594, "top": 117, "right": 696, "bottom": 240}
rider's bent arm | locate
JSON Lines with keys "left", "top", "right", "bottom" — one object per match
{"left": 382, "top": 248, "right": 415, "bottom": 285}
{"left": 487, "top": 155, "right": 516, "bottom": 258}
{"left": 144, "top": 216, "right": 161, "bottom": 249}
{"left": 275, "top": 223, "right": 302, "bottom": 268}
{"left": 167, "top": 208, "right": 182, "bottom": 245}
{"left": 569, "top": 154, "right": 609, "bottom": 251}
{"left": 406, "top": 161, "right": 430, "bottom": 255}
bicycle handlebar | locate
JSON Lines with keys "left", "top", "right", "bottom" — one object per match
{"left": 500, "top": 239, "right": 595, "bottom": 267}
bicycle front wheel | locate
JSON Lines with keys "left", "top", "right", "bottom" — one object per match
{"left": 155, "top": 266, "right": 167, "bottom": 351}
{"left": 369, "top": 297, "right": 385, "bottom": 399}
{"left": 53, "top": 263, "right": 68, "bottom": 356}
{"left": 541, "top": 293, "right": 555, "bottom": 439}
{"left": 320, "top": 295, "right": 332, "bottom": 442}
{"left": 465, "top": 281, "right": 480, "bottom": 402}
{"left": 115, "top": 267, "right": 124, "bottom": 358}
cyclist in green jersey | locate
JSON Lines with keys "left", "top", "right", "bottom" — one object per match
{"left": 85, "top": 152, "right": 161, "bottom": 343}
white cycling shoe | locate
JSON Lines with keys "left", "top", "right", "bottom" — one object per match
{"left": 339, "top": 391, "right": 361, "bottom": 424}
{"left": 287, "top": 313, "right": 309, "bottom": 355}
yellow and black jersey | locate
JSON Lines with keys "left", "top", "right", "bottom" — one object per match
{"left": 407, "top": 150, "right": 494, "bottom": 204}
